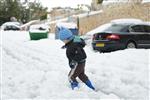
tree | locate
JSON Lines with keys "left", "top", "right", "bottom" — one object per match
{"left": 97, "top": 0, "right": 103, "bottom": 4}
{"left": 0, "top": 0, "right": 8, "bottom": 24}
{"left": 0, "top": 0, "right": 22, "bottom": 25}
{"left": 27, "top": 2, "right": 48, "bottom": 21}
{"left": 0, "top": 0, "right": 48, "bottom": 25}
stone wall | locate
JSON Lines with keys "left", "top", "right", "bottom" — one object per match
{"left": 49, "top": 3, "right": 150, "bottom": 35}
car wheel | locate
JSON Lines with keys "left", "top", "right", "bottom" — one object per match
{"left": 126, "top": 42, "right": 136, "bottom": 48}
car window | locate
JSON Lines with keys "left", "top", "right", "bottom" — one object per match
{"left": 12, "top": 26, "right": 16, "bottom": 29}
{"left": 104, "top": 24, "right": 129, "bottom": 32}
{"left": 130, "top": 25, "right": 145, "bottom": 32}
{"left": 143, "top": 25, "right": 150, "bottom": 33}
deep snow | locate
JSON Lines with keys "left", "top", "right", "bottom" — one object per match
{"left": 0, "top": 30, "right": 149, "bottom": 100}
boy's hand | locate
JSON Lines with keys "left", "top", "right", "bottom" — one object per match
{"left": 69, "top": 60, "right": 77, "bottom": 69}
{"left": 61, "top": 45, "right": 66, "bottom": 49}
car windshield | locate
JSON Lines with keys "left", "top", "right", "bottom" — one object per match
{"left": 103, "top": 24, "right": 129, "bottom": 32}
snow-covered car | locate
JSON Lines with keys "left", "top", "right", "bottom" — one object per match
{"left": 92, "top": 18, "right": 150, "bottom": 52}
{"left": 1, "top": 22, "right": 21, "bottom": 31}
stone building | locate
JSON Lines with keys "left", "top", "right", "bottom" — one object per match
{"left": 91, "top": 0, "right": 144, "bottom": 10}
{"left": 91, "top": 0, "right": 102, "bottom": 10}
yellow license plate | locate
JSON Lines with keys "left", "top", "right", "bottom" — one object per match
{"left": 96, "top": 43, "right": 105, "bottom": 47}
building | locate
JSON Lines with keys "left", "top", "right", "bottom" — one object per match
{"left": 91, "top": 0, "right": 102, "bottom": 10}
{"left": 91, "top": 0, "right": 144, "bottom": 10}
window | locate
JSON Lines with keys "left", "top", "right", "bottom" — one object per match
{"left": 104, "top": 24, "right": 129, "bottom": 32}
{"left": 143, "top": 25, "right": 150, "bottom": 33}
{"left": 130, "top": 25, "right": 145, "bottom": 32}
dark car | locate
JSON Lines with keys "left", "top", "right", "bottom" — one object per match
{"left": 92, "top": 21, "right": 150, "bottom": 52}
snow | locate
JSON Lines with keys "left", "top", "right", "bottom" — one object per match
{"left": 1, "top": 29, "right": 149, "bottom": 100}
{"left": 102, "top": 0, "right": 129, "bottom": 5}
{"left": 110, "top": 18, "right": 143, "bottom": 25}
{"left": 56, "top": 22, "right": 77, "bottom": 29}
{"left": 86, "top": 23, "right": 111, "bottom": 35}
{"left": 1, "top": 22, "right": 21, "bottom": 30}
{"left": 75, "top": 10, "right": 103, "bottom": 18}
{"left": 48, "top": 10, "right": 103, "bottom": 25}
{"left": 82, "top": 23, "right": 111, "bottom": 41}
{"left": 102, "top": 0, "right": 150, "bottom": 5}
{"left": 2, "top": 22, "right": 21, "bottom": 26}
{"left": 142, "top": 0, "right": 150, "bottom": 3}
{"left": 20, "top": 20, "right": 40, "bottom": 30}
{"left": 29, "top": 24, "right": 49, "bottom": 33}
{"left": 145, "top": 22, "right": 150, "bottom": 25}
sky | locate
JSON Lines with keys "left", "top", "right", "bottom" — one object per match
{"left": 39, "top": 0, "right": 92, "bottom": 10}
{"left": 21, "top": 0, "right": 92, "bottom": 10}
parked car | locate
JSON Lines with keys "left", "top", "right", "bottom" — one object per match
{"left": 1, "top": 22, "right": 21, "bottom": 31}
{"left": 92, "top": 19, "right": 150, "bottom": 52}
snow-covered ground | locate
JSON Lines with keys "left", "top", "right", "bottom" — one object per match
{"left": 0, "top": 30, "right": 149, "bottom": 100}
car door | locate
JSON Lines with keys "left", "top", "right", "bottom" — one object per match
{"left": 130, "top": 25, "right": 150, "bottom": 48}
{"left": 142, "top": 25, "right": 150, "bottom": 48}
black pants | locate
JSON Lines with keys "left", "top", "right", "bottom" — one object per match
{"left": 68, "top": 62, "right": 88, "bottom": 83}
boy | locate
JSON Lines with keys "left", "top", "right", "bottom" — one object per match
{"left": 59, "top": 27, "right": 95, "bottom": 90}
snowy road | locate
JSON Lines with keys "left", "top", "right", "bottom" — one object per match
{"left": 1, "top": 31, "right": 149, "bottom": 100}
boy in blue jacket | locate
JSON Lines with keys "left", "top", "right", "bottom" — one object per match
{"left": 59, "top": 28, "right": 95, "bottom": 90}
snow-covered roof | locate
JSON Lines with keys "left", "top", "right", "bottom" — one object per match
{"left": 102, "top": 0, "right": 129, "bottom": 5}
{"left": 82, "top": 6, "right": 90, "bottom": 12}
{"left": 56, "top": 22, "right": 77, "bottom": 29}
{"left": 102, "top": 0, "right": 150, "bottom": 5}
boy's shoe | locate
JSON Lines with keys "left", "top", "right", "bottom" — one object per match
{"left": 85, "top": 80, "right": 95, "bottom": 90}
{"left": 71, "top": 81, "right": 78, "bottom": 90}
